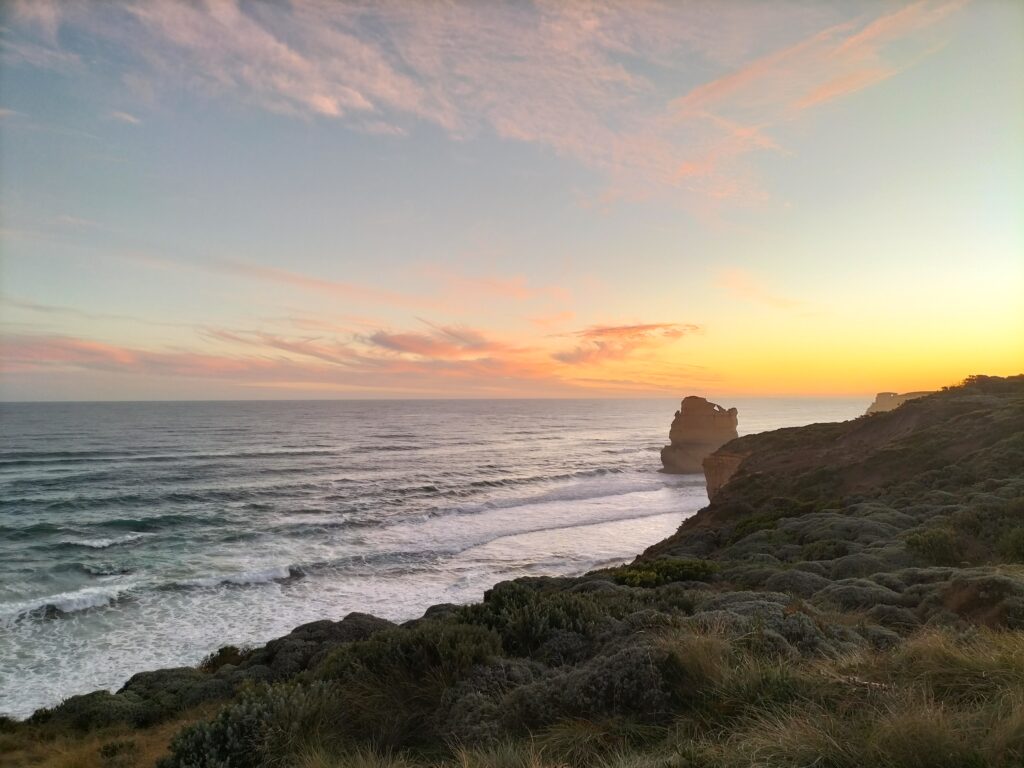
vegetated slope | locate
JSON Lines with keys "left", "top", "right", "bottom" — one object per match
{"left": 4, "top": 375, "right": 1024, "bottom": 768}
{"left": 644, "top": 374, "right": 1024, "bottom": 628}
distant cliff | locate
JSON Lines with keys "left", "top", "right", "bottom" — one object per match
{"left": 865, "top": 390, "right": 933, "bottom": 415}
{"left": 660, "top": 396, "right": 738, "bottom": 473}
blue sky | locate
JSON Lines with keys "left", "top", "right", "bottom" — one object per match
{"left": 1, "top": 0, "right": 1022, "bottom": 399}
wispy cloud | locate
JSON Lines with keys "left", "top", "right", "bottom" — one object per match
{"left": 1, "top": 296, "right": 187, "bottom": 329}
{"left": 211, "top": 257, "right": 440, "bottom": 310}
{"left": 105, "top": 250, "right": 567, "bottom": 315}
{"left": 1, "top": 310, "right": 709, "bottom": 396}
{"left": 107, "top": 110, "right": 141, "bottom": 124}
{"left": 1, "top": 0, "right": 968, "bottom": 206}
{"left": 56, "top": 214, "right": 103, "bottom": 229}
{"left": 365, "top": 322, "right": 512, "bottom": 361}
{"left": 553, "top": 322, "right": 700, "bottom": 365}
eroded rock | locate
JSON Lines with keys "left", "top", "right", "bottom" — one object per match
{"left": 660, "top": 396, "right": 738, "bottom": 474}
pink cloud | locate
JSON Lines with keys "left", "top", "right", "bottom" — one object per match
{"left": 4, "top": 1, "right": 965, "bottom": 206}
{"left": 1, "top": 314, "right": 712, "bottom": 396}
{"left": 673, "top": 0, "right": 964, "bottom": 120}
{"left": 553, "top": 322, "right": 700, "bottom": 365}
{"left": 200, "top": 328, "right": 359, "bottom": 366}
{"left": 0, "top": 335, "right": 257, "bottom": 376}
{"left": 365, "top": 323, "right": 512, "bottom": 360}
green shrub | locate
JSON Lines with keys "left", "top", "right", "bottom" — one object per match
{"left": 801, "top": 539, "right": 849, "bottom": 561}
{"left": 460, "top": 582, "right": 606, "bottom": 655}
{"left": 906, "top": 527, "right": 964, "bottom": 566}
{"left": 98, "top": 738, "right": 138, "bottom": 768}
{"left": 200, "top": 645, "right": 249, "bottom": 673}
{"left": 29, "top": 690, "right": 152, "bottom": 731}
{"left": 724, "top": 498, "right": 830, "bottom": 545}
{"left": 160, "top": 683, "right": 336, "bottom": 768}
{"left": 610, "top": 559, "right": 718, "bottom": 589}
{"left": 317, "top": 622, "right": 500, "bottom": 685}
{"left": 315, "top": 622, "right": 501, "bottom": 746}
{"left": 505, "top": 642, "right": 673, "bottom": 730}
{"left": 999, "top": 527, "right": 1024, "bottom": 562}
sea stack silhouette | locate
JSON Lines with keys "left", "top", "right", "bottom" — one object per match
{"left": 660, "top": 396, "right": 738, "bottom": 474}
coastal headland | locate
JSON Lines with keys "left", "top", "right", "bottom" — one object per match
{"left": 4, "top": 375, "right": 1023, "bottom": 768}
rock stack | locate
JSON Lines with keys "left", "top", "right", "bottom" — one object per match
{"left": 660, "top": 396, "right": 738, "bottom": 474}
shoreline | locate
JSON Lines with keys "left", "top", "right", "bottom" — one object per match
{"left": 5, "top": 376, "right": 1024, "bottom": 768}
{"left": 2, "top": 498, "right": 703, "bottom": 721}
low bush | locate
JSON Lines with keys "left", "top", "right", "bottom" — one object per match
{"left": 159, "top": 683, "right": 337, "bottom": 768}
{"left": 608, "top": 559, "right": 718, "bottom": 589}
{"left": 460, "top": 582, "right": 606, "bottom": 655}
{"left": 800, "top": 539, "right": 849, "bottom": 561}
{"left": 199, "top": 646, "right": 249, "bottom": 673}
{"left": 505, "top": 642, "right": 672, "bottom": 730}
{"left": 98, "top": 738, "right": 138, "bottom": 768}
{"left": 314, "top": 622, "right": 501, "bottom": 747}
{"left": 906, "top": 527, "right": 965, "bottom": 566}
{"left": 999, "top": 527, "right": 1024, "bottom": 562}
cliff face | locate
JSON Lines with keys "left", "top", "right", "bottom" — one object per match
{"left": 646, "top": 375, "right": 1024, "bottom": 562}
{"left": 701, "top": 450, "right": 747, "bottom": 500}
{"left": 660, "top": 396, "right": 738, "bottom": 473}
{"left": 865, "top": 390, "right": 934, "bottom": 415}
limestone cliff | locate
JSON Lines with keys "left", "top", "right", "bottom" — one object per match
{"left": 865, "top": 390, "right": 933, "bottom": 415}
{"left": 660, "top": 396, "right": 738, "bottom": 474}
{"left": 646, "top": 374, "right": 1024, "bottom": 561}
{"left": 702, "top": 449, "right": 747, "bottom": 500}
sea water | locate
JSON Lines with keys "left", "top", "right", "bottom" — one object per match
{"left": 0, "top": 397, "right": 866, "bottom": 718}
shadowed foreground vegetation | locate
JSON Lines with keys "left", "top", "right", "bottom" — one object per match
{"left": 4, "top": 375, "right": 1022, "bottom": 768}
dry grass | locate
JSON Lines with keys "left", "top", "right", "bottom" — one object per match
{"left": 0, "top": 704, "right": 218, "bottom": 768}
{"left": 11, "top": 626, "right": 1024, "bottom": 768}
{"left": 449, "top": 741, "right": 567, "bottom": 768}
{"left": 982, "top": 693, "right": 1024, "bottom": 763}
{"left": 702, "top": 705, "right": 863, "bottom": 768}
{"left": 886, "top": 628, "right": 1024, "bottom": 703}
{"left": 295, "top": 744, "right": 418, "bottom": 768}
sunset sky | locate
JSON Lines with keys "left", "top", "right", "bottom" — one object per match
{"left": 1, "top": 0, "right": 1021, "bottom": 400}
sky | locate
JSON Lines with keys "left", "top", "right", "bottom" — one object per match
{"left": 1, "top": 0, "right": 1021, "bottom": 400}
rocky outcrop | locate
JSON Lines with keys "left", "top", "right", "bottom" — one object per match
{"left": 660, "top": 396, "right": 738, "bottom": 474}
{"left": 865, "top": 391, "right": 933, "bottom": 415}
{"left": 702, "top": 450, "right": 748, "bottom": 500}
{"left": 643, "top": 375, "right": 1024, "bottom": 564}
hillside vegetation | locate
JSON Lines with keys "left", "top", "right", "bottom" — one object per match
{"left": 4, "top": 375, "right": 1023, "bottom": 768}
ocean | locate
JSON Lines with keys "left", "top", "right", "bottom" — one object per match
{"left": 0, "top": 397, "right": 867, "bottom": 719}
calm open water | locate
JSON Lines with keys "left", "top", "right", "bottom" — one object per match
{"left": 0, "top": 397, "right": 867, "bottom": 718}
